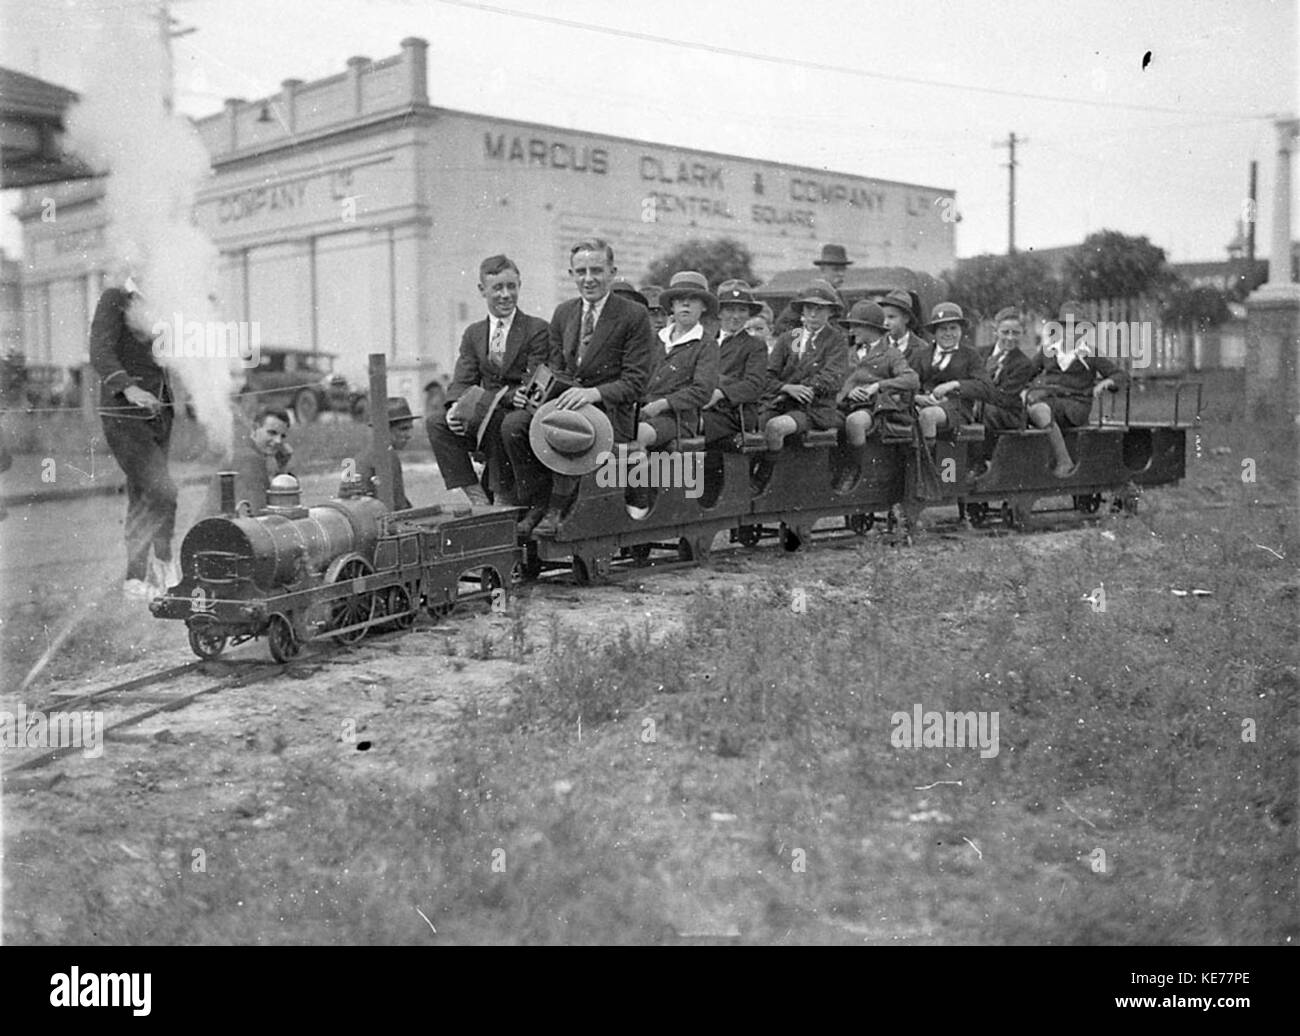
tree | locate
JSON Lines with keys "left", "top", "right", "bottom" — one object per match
{"left": 942, "top": 251, "right": 1061, "bottom": 323}
{"left": 1162, "top": 282, "right": 1232, "bottom": 331}
{"left": 645, "top": 238, "right": 757, "bottom": 289}
{"left": 1063, "top": 230, "right": 1178, "bottom": 301}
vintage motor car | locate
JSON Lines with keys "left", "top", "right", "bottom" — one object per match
{"left": 237, "top": 345, "right": 365, "bottom": 424}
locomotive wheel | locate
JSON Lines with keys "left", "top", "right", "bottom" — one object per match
{"left": 379, "top": 585, "right": 416, "bottom": 630}
{"left": 294, "top": 389, "right": 319, "bottom": 425}
{"left": 737, "top": 524, "right": 762, "bottom": 548}
{"left": 267, "top": 614, "right": 299, "bottom": 663}
{"left": 848, "top": 513, "right": 874, "bottom": 535}
{"left": 188, "top": 625, "right": 228, "bottom": 660}
{"left": 327, "top": 555, "right": 376, "bottom": 643}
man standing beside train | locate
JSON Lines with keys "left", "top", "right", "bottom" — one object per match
{"left": 502, "top": 238, "right": 653, "bottom": 537}
{"left": 428, "top": 254, "right": 549, "bottom": 506}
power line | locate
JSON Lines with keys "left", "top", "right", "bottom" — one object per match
{"left": 427, "top": 0, "right": 1271, "bottom": 121}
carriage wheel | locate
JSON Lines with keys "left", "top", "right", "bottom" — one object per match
{"left": 677, "top": 534, "right": 713, "bottom": 564}
{"left": 327, "top": 555, "right": 376, "bottom": 643}
{"left": 780, "top": 524, "right": 806, "bottom": 553}
{"left": 737, "top": 524, "right": 762, "bottom": 548}
{"left": 188, "top": 625, "right": 228, "bottom": 660}
{"left": 629, "top": 543, "right": 653, "bottom": 566}
{"left": 848, "top": 513, "right": 874, "bottom": 535}
{"left": 966, "top": 502, "right": 990, "bottom": 528}
{"left": 1073, "top": 493, "right": 1103, "bottom": 514}
{"left": 571, "top": 555, "right": 593, "bottom": 585}
{"left": 267, "top": 613, "right": 299, "bottom": 663}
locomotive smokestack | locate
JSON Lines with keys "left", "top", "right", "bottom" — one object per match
{"left": 219, "top": 471, "right": 237, "bottom": 514}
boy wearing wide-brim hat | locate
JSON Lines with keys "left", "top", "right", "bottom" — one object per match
{"left": 877, "top": 288, "right": 929, "bottom": 370}
{"left": 1022, "top": 300, "right": 1127, "bottom": 477}
{"left": 833, "top": 301, "right": 920, "bottom": 491}
{"left": 634, "top": 271, "right": 720, "bottom": 454}
{"left": 773, "top": 244, "right": 856, "bottom": 335}
{"left": 909, "top": 303, "right": 993, "bottom": 456}
{"left": 750, "top": 280, "right": 849, "bottom": 493}
{"left": 701, "top": 279, "right": 770, "bottom": 448}
{"left": 349, "top": 396, "right": 418, "bottom": 509}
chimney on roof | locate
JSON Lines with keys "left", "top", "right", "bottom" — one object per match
{"left": 346, "top": 56, "right": 371, "bottom": 115}
{"left": 401, "top": 37, "right": 429, "bottom": 106}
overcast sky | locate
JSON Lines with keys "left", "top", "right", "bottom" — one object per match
{"left": 3, "top": 0, "right": 1297, "bottom": 265}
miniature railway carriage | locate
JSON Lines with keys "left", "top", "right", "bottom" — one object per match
{"left": 151, "top": 474, "right": 520, "bottom": 661}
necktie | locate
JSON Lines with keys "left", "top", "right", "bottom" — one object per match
{"left": 579, "top": 304, "right": 596, "bottom": 362}
{"left": 988, "top": 350, "right": 1004, "bottom": 380}
{"left": 489, "top": 319, "right": 506, "bottom": 365}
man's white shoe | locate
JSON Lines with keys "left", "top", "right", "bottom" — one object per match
{"left": 123, "top": 578, "right": 153, "bottom": 599}
{"left": 463, "top": 484, "right": 491, "bottom": 507}
{"left": 148, "top": 555, "right": 181, "bottom": 594}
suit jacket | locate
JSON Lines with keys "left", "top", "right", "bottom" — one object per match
{"left": 837, "top": 339, "right": 919, "bottom": 405}
{"left": 355, "top": 446, "right": 410, "bottom": 510}
{"left": 714, "top": 329, "right": 769, "bottom": 409}
{"left": 1026, "top": 350, "right": 1129, "bottom": 399}
{"left": 890, "top": 330, "right": 932, "bottom": 374}
{"left": 644, "top": 326, "right": 719, "bottom": 430}
{"left": 978, "top": 344, "right": 1038, "bottom": 408}
{"left": 446, "top": 309, "right": 550, "bottom": 402}
{"left": 765, "top": 324, "right": 849, "bottom": 404}
{"left": 548, "top": 292, "right": 654, "bottom": 442}
{"left": 911, "top": 343, "right": 994, "bottom": 424}
{"left": 89, "top": 287, "right": 172, "bottom": 415}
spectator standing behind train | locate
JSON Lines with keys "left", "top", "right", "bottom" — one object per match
{"left": 877, "top": 288, "right": 929, "bottom": 371}
{"left": 350, "top": 397, "right": 416, "bottom": 509}
{"left": 641, "top": 285, "right": 670, "bottom": 337}
{"left": 429, "top": 254, "right": 550, "bottom": 507}
{"left": 632, "top": 271, "right": 720, "bottom": 453}
{"left": 774, "top": 244, "right": 855, "bottom": 336}
{"left": 204, "top": 407, "right": 293, "bottom": 515}
{"left": 701, "top": 280, "right": 769, "bottom": 448}
{"left": 744, "top": 303, "right": 777, "bottom": 355}
{"left": 1024, "top": 300, "right": 1128, "bottom": 477}
{"left": 834, "top": 301, "right": 919, "bottom": 491}
{"left": 89, "top": 277, "right": 180, "bottom": 600}
{"left": 910, "top": 303, "right": 993, "bottom": 456}
{"left": 503, "top": 238, "right": 653, "bottom": 538}
{"left": 750, "top": 280, "right": 849, "bottom": 493}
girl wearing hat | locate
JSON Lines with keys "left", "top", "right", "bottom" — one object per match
{"left": 751, "top": 280, "right": 849, "bottom": 493}
{"left": 632, "top": 271, "right": 720, "bottom": 453}
{"left": 834, "top": 301, "right": 919, "bottom": 491}
{"left": 911, "top": 303, "right": 993, "bottom": 453}
{"left": 1022, "top": 302, "right": 1127, "bottom": 477}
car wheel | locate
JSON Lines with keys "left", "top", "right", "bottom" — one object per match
{"left": 294, "top": 389, "right": 320, "bottom": 425}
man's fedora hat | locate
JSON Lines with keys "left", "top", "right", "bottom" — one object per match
{"left": 791, "top": 279, "right": 844, "bottom": 314}
{"left": 716, "top": 279, "right": 763, "bottom": 314}
{"left": 610, "top": 278, "right": 649, "bottom": 309}
{"left": 384, "top": 397, "right": 416, "bottom": 425}
{"left": 529, "top": 399, "right": 615, "bottom": 476}
{"left": 925, "top": 302, "right": 969, "bottom": 330}
{"left": 878, "top": 288, "right": 923, "bottom": 329}
{"left": 641, "top": 285, "right": 665, "bottom": 311}
{"left": 659, "top": 271, "right": 718, "bottom": 316}
{"left": 446, "top": 384, "right": 512, "bottom": 449}
{"left": 843, "top": 300, "right": 888, "bottom": 330}
{"left": 813, "top": 244, "right": 854, "bottom": 267}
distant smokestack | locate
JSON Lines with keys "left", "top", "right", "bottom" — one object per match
{"left": 219, "top": 471, "right": 236, "bottom": 514}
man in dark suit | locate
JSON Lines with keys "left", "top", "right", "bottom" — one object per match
{"left": 702, "top": 279, "right": 769, "bottom": 447}
{"left": 502, "top": 238, "right": 653, "bottom": 536}
{"left": 428, "top": 254, "right": 549, "bottom": 505}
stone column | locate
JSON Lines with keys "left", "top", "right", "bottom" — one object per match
{"left": 1245, "top": 117, "right": 1300, "bottom": 422}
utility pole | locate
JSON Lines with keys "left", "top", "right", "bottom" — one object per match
{"left": 1247, "top": 160, "right": 1257, "bottom": 262}
{"left": 994, "top": 132, "right": 1025, "bottom": 254}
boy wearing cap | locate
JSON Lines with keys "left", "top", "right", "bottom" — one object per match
{"left": 878, "top": 288, "right": 930, "bottom": 371}
{"left": 701, "top": 279, "right": 770, "bottom": 447}
{"left": 503, "top": 238, "right": 653, "bottom": 537}
{"left": 910, "top": 303, "right": 993, "bottom": 452}
{"left": 834, "top": 301, "right": 919, "bottom": 491}
{"left": 429, "top": 254, "right": 550, "bottom": 506}
{"left": 351, "top": 397, "right": 416, "bottom": 509}
{"left": 751, "top": 280, "right": 849, "bottom": 493}
{"left": 633, "top": 271, "right": 720, "bottom": 452}
{"left": 774, "top": 244, "right": 854, "bottom": 335}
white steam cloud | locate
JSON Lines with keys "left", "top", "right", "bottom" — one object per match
{"left": 65, "top": 0, "right": 232, "bottom": 454}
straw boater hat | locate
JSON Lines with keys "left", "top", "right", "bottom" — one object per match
{"left": 878, "top": 288, "right": 923, "bottom": 330}
{"left": 716, "top": 279, "right": 763, "bottom": 314}
{"left": 658, "top": 270, "right": 718, "bottom": 316}
{"left": 813, "top": 244, "right": 854, "bottom": 268}
{"left": 843, "top": 300, "right": 888, "bottom": 331}
{"left": 790, "top": 280, "right": 844, "bottom": 315}
{"left": 925, "top": 302, "right": 969, "bottom": 330}
{"left": 446, "top": 384, "right": 512, "bottom": 448}
{"left": 609, "top": 278, "right": 649, "bottom": 309}
{"left": 529, "top": 398, "right": 614, "bottom": 476}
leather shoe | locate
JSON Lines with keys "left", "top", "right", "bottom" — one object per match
{"left": 516, "top": 504, "right": 547, "bottom": 537}
{"left": 532, "top": 508, "right": 564, "bottom": 538}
